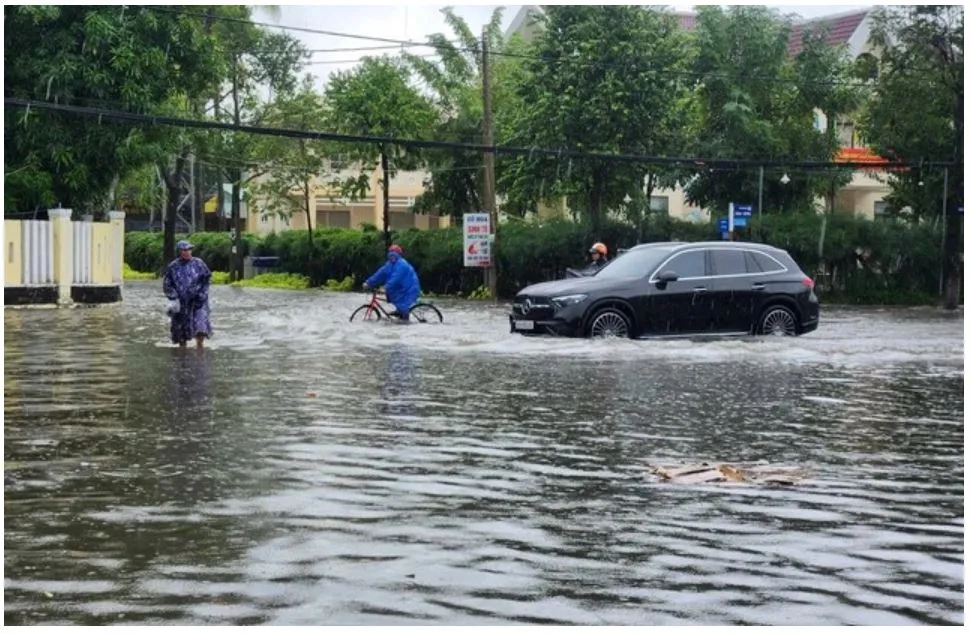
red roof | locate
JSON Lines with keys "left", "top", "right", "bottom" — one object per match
{"left": 675, "top": 12, "right": 697, "bottom": 32}
{"left": 788, "top": 11, "right": 867, "bottom": 56}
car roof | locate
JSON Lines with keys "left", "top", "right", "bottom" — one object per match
{"left": 627, "top": 241, "right": 787, "bottom": 254}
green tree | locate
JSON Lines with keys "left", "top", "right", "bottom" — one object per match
{"left": 498, "top": 6, "right": 691, "bottom": 235}
{"left": 684, "top": 6, "right": 861, "bottom": 214}
{"left": 325, "top": 56, "right": 436, "bottom": 246}
{"left": 249, "top": 77, "right": 331, "bottom": 264}
{"left": 4, "top": 5, "right": 223, "bottom": 214}
{"left": 404, "top": 7, "right": 527, "bottom": 221}
{"left": 208, "top": 16, "right": 308, "bottom": 279}
{"left": 861, "top": 5, "right": 963, "bottom": 308}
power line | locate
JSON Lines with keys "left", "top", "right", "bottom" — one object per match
{"left": 7, "top": 97, "right": 955, "bottom": 170}
{"left": 310, "top": 43, "right": 450, "bottom": 54}
{"left": 141, "top": 6, "right": 441, "bottom": 47}
{"left": 139, "top": 6, "right": 877, "bottom": 91}
{"left": 308, "top": 53, "right": 439, "bottom": 66}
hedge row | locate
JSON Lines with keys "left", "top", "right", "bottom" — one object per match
{"left": 125, "top": 213, "right": 945, "bottom": 302}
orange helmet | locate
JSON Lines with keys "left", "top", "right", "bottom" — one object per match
{"left": 589, "top": 242, "right": 607, "bottom": 256}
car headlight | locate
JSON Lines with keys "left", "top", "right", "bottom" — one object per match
{"left": 551, "top": 294, "right": 588, "bottom": 308}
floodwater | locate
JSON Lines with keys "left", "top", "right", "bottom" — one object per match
{"left": 4, "top": 282, "right": 964, "bottom": 625}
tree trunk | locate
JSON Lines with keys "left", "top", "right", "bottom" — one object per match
{"left": 304, "top": 176, "right": 314, "bottom": 273}
{"left": 943, "top": 200, "right": 962, "bottom": 309}
{"left": 381, "top": 149, "right": 391, "bottom": 249}
{"left": 642, "top": 173, "right": 655, "bottom": 244}
{"left": 216, "top": 169, "right": 226, "bottom": 232}
{"left": 193, "top": 154, "right": 203, "bottom": 233}
{"left": 160, "top": 151, "right": 189, "bottom": 272}
{"left": 230, "top": 166, "right": 242, "bottom": 281}
{"left": 588, "top": 164, "right": 607, "bottom": 237}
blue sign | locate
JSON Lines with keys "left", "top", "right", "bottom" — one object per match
{"left": 734, "top": 215, "right": 749, "bottom": 228}
{"left": 718, "top": 217, "right": 729, "bottom": 232}
{"left": 735, "top": 204, "right": 753, "bottom": 217}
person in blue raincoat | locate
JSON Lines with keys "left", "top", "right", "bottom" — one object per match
{"left": 362, "top": 244, "right": 422, "bottom": 321}
{"left": 163, "top": 240, "right": 213, "bottom": 348}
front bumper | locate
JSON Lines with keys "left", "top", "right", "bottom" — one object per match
{"left": 509, "top": 310, "right": 584, "bottom": 337}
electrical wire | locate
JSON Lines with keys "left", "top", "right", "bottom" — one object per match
{"left": 137, "top": 6, "right": 881, "bottom": 90}
{"left": 6, "top": 97, "right": 954, "bottom": 169}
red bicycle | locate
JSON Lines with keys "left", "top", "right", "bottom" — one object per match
{"left": 349, "top": 291, "right": 443, "bottom": 324}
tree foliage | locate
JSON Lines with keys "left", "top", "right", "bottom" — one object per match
{"left": 249, "top": 77, "right": 331, "bottom": 257}
{"left": 861, "top": 5, "right": 963, "bottom": 307}
{"left": 404, "top": 7, "right": 527, "bottom": 221}
{"left": 862, "top": 5, "right": 963, "bottom": 216}
{"left": 683, "top": 5, "right": 862, "bottom": 213}
{"left": 498, "top": 6, "right": 692, "bottom": 234}
{"left": 4, "top": 5, "right": 224, "bottom": 213}
{"left": 325, "top": 56, "right": 436, "bottom": 243}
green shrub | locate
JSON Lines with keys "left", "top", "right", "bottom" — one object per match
{"left": 124, "top": 213, "right": 945, "bottom": 304}
{"left": 122, "top": 262, "right": 156, "bottom": 280}
{"left": 230, "top": 273, "right": 310, "bottom": 290}
{"left": 124, "top": 231, "right": 261, "bottom": 274}
{"left": 322, "top": 275, "right": 355, "bottom": 292}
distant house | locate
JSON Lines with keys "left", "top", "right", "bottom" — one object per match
{"left": 244, "top": 158, "right": 450, "bottom": 237}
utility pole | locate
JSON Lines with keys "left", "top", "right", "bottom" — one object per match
{"left": 481, "top": 28, "right": 498, "bottom": 301}
{"left": 757, "top": 165, "right": 764, "bottom": 219}
{"left": 230, "top": 53, "right": 243, "bottom": 282}
{"left": 939, "top": 166, "right": 948, "bottom": 297}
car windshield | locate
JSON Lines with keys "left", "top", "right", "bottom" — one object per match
{"left": 594, "top": 246, "right": 679, "bottom": 279}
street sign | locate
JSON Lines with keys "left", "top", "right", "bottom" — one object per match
{"left": 718, "top": 217, "right": 729, "bottom": 232}
{"left": 735, "top": 204, "right": 753, "bottom": 217}
{"left": 463, "top": 213, "right": 491, "bottom": 267}
{"left": 734, "top": 215, "right": 748, "bottom": 228}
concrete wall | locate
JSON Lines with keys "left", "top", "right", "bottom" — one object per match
{"left": 5, "top": 219, "right": 23, "bottom": 285}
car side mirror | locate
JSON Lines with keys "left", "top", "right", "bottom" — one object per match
{"left": 657, "top": 270, "right": 679, "bottom": 283}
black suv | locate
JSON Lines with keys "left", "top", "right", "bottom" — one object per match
{"left": 509, "top": 241, "right": 819, "bottom": 339}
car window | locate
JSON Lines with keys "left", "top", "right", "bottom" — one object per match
{"left": 750, "top": 251, "right": 786, "bottom": 273}
{"left": 711, "top": 249, "right": 747, "bottom": 276}
{"left": 597, "top": 246, "right": 678, "bottom": 279}
{"left": 661, "top": 250, "right": 706, "bottom": 279}
{"left": 744, "top": 250, "right": 762, "bottom": 273}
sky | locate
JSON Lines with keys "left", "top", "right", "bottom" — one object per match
{"left": 251, "top": 3, "right": 875, "bottom": 89}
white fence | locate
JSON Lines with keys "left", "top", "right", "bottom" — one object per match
{"left": 21, "top": 220, "right": 54, "bottom": 285}
{"left": 73, "top": 221, "right": 94, "bottom": 284}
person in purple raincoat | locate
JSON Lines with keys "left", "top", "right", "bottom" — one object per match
{"left": 163, "top": 240, "right": 213, "bottom": 349}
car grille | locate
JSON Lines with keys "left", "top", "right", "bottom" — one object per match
{"left": 512, "top": 295, "right": 553, "bottom": 318}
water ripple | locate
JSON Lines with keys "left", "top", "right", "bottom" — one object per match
{"left": 4, "top": 285, "right": 963, "bottom": 625}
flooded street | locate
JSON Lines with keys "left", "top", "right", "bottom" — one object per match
{"left": 4, "top": 282, "right": 964, "bottom": 625}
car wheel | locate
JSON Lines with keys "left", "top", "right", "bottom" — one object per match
{"left": 587, "top": 307, "right": 632, "bottom": 339}
{"left": 758, "top": 305, "right": 798, "bottom": 336}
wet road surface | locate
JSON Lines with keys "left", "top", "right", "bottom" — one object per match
{"left": 4, "top": 283, "right": 964, "bottom": 625}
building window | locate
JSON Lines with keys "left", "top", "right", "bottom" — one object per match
{"left": 316, "top": 209, "right": 351, "bottom": 228}
{"left": 838, "top": 120, "right": 856, "bottom": 147}
{"left": 389, "top": 212, "right": 415, "bottom": 230}
{"left": 874, "top": 200, "right": 888, "bottom": 219}
{"left": 814, "top": 112, "right": 825, "bottom": 132}
{"left": 649, "top": 196, "right": 670, "bottom": 215}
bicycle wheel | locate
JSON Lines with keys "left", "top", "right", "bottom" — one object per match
{"left": 410, "top": 302, "right": 443, "bottom": 324}
{"left": 350, "top": 304, "right": 383, "bottom": 322}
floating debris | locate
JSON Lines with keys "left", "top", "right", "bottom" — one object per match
{"left": 648, "top": 462, "right": 809, "bottom": 486}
